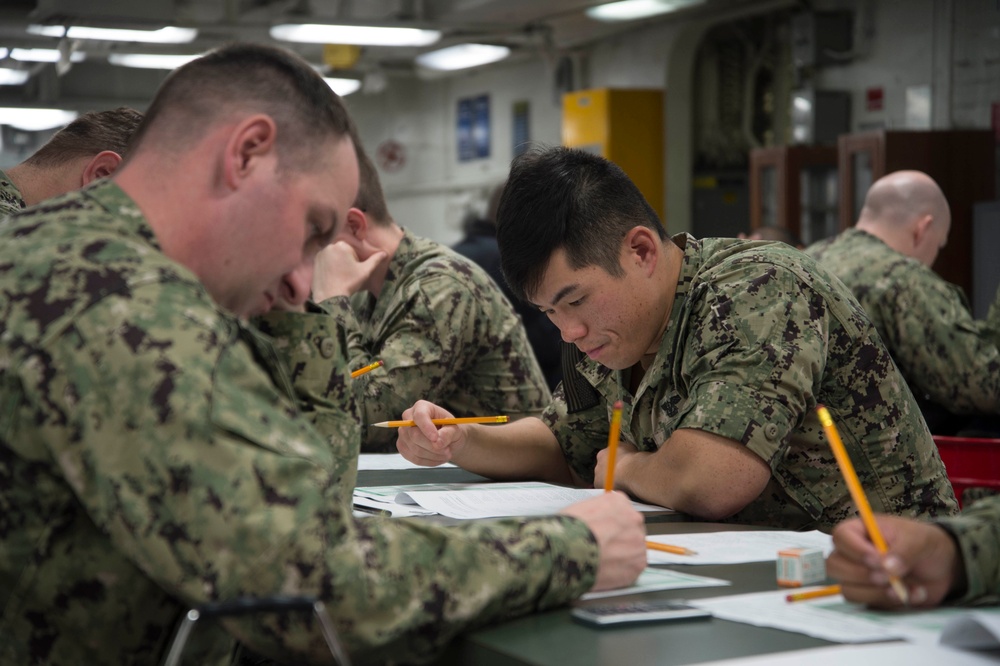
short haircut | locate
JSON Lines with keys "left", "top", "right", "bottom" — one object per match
{"left": 353, "top": 142, "right": 391, "bottom": 225}
{"left": 127, "top": 42, "right": 355, "bottom": 173}
{"left": 496, "top": 146, "right": 666, "bottom": 303}
{"left": 22, "top": 107, "right": 144, "bottom": 168}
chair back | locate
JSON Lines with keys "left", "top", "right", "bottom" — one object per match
{"left": 933, "top": 435, "right": 1000, "bottom": 508}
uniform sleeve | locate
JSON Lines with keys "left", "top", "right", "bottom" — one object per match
{"left": 321, "top": 276, "right": 485, "bottom": 452}
{"left": 935, "top": 496, "right": 1000, "bottom": 605}
{"left": 669, "top": 265, "right": 825, "bottom": 464}
{"left": 985, "top": 286, "right": 1000, "bottom": 348}
{"left": 541, "top": 384, "right": 614, "bottom": 487}
{"left": 874, "top": 269, "right": 1000, "bottom": 414}
{"left": 50, "top": 285, "right": 599, "bottom": 663}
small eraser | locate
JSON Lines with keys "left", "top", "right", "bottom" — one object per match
{"left": 776, "top": 547, "right": 826, "bottom": 587}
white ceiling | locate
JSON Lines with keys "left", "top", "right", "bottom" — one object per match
{"left": 0, "top": 0, "right": 777, "bottom": 109}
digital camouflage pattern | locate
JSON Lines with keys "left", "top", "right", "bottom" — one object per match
{"left": 0, "top": 168, "right": 25, "bottom": 216}
{"left": 543, "top": 234, "right": 958, "bottom": 532}
{"left": 937, "top": 495, "right": 1000, "bottom": 604}
{"left": 806, "top": 228, "right": 1000, "bottom": 416}
{"left": 328, "top": 229, "right": 551, "bottom": 451}
{"left": 0, "top": 181, "right": 600, "bottom": 665}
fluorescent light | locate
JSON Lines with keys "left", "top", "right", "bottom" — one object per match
{"left": 586, "top": 0, "right": 705, "bottom": 22}
{"left": 10, "top": 48, "right": 86, "bottom": 63}
{"left": 108, "top": 53, "right": 201, "bottom": 69}
{"left": 0, "top": 48, "right": 8, "bottom": 59}
{"left": 416, "top": 44, "right": 511, "bottom": 71}
{"left": 271, "top": 24, "right": 440, "bottom": 47}
{"left": 0, "top": 69, "right": 30, "bottom": 86}
{"left": 0, "top": 108, "right": 78, "bottom": 131}
{"left": 27, "top": 24, "right": 197, "bottom": 44}
{"left": 324, "top": 77, "right": 362, "bottom": 96}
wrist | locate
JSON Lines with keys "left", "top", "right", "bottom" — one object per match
{"left": 614, "top": 450, "right": 644, "bottom": 493}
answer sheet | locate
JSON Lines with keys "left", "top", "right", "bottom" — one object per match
{"left": 353, "top": 481, "right": 672, "bottom": 519}
{"left": 394, "top": 482, "right": 671, "bottom": 519}
{"left": 645, "top": 530, "right": 833, "bottom": 565}
{"left": 580, "top": 567, "right": 729, "bottom": 601}
{"left": 357, "top": 453, "right": 456, "bottom": 470}
{"left": 692, "top": 643, "right": 1000, "bottom": 666}
{"left": 690, "top": 588, "right": 1000, "bottom": 646}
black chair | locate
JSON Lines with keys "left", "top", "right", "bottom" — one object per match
{"left": 161, "top": 596, "right": 352, "bottom": 666}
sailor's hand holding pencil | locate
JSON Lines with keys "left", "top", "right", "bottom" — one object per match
{"left": 394, "top": 400, "right": 479, "bottom": 467}
{"left": 827, "top": 513, "right": 965, "bottom": 609}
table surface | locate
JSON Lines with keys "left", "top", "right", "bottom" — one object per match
{"left": 355, "top": 465, "right": 837, "bottom": 665}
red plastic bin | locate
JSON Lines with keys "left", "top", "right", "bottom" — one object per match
{"left": 933, "top": 435, "right": 1000, "bottom": 508}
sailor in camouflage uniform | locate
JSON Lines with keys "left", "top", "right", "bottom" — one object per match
{"left": 830, "top": 495, "right": 1000, "bottom": 608}
{"left": 309, "top": 148, "right": 550, "bottom": 452}
{"left": 0, "top": 45, "right": 645, "bottom": 665}
{"left": 0, "top": 106, "right": 142, "bottom": 217}
{"left": 398, "top": 147, "right": 957, "bottom": 533}
{"left": 0, "top": 169, "right": 24, "bottom": 215}
{"left": 806, "top": 170, "right": 1000, "bottom": 434}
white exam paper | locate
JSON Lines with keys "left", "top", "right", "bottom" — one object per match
{"left": 357, "top": 453, "right": 456, "bottom": 471}
{"left": 691, "top": 643, "right": 1000, "bottom": 666}
{"left": 395, "top": 482, "right": 670, "bottom": 519}
{"left": 941, "top": 611, "right": 1000, "bottom": 650}
{"left": 690, "top": 588, "right": 1000, "bottom": 646}
{"left": 580, "top": 567, "right": 729, "bottom": 601}
{"left": 645, "top": 530, "right": 832, "bottom": 565}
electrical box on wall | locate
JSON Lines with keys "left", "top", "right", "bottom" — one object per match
{"left": 791, "top": 11, "right": 853, "bottom": 68}
{"left": 791, "top": 89, "right": 851, "bottom": 144}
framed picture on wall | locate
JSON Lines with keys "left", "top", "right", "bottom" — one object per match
{"left": 457, "top": 94, "right": 490, "bottom": 161}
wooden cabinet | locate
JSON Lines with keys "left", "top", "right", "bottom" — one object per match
{"left": 838, "top": 130, "right": 995, "bottom": 299}
{"left": 749, "top": 145, "right": 838, "bottom": 245}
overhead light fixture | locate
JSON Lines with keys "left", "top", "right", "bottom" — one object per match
{"left": 415, "top": 44, "right": 511, "bottom": 72}
{"left": 586, "top": 0, "right": 705, "bottom": 22}
{"left": 270, "top": 24, "right": 440, "bottom": 47}
{"left": 0, "top": 107, "right": 78, "bottom": 131}
{"left": 10, "top": 48, "right": 86, "bottom": 63}
{"left": 324, "top": 77, "right": 362, "bottom": 96}
{"left": 0, "top": 69, "right": 30, "bottom": 86}
{"left": 108, "top": 53, "right": 201, "bottom": 70}
{"left": 27, "top": 24, "right": 197, "bottom": 44}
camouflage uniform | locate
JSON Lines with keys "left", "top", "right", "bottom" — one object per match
{"left": 545, "top": 234, "right": 957, "bottom": 532}
{"left": 327, "top": 230, "right": 551, "bottom": 451}
{"left": 0, "top": 168, "right": 25, "bottom": 216}
{"left": 937, "top": 495, "right": 1000, "bottom": 604}
{"left": 806, "top": 228, "right": 1000, "bottom": 420}
{"left": 0, "top": 181, "right": 599, "bottom": 665}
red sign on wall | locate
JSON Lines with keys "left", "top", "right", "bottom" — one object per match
{"left": 866, "top": 87, "right": 884, "bottom": 112}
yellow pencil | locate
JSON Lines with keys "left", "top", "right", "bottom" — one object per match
{"left": 371, "top": 415, "right": 509, "bottom": 428}
{"left": 350, "top": 359, "right": 384, "bottom": 378}
{"left": 604, "top": 400, "right": 624, "bottom": 493}
{"left": 786, "top": 584, "right": 842, "bottom": 603}
{"left": 817, "top": 405, "right": 909, "bottom": 605}
{"left": 646, "top": 540, "right": 697, "bottom": 556}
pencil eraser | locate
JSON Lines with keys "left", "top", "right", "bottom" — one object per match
{"left": 776, "top": 547, "right": 826, "bottom": 587}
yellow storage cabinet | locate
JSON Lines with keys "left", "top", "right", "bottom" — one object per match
{"left": 561, "top": 88, "right": 665, "bottom": 220}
